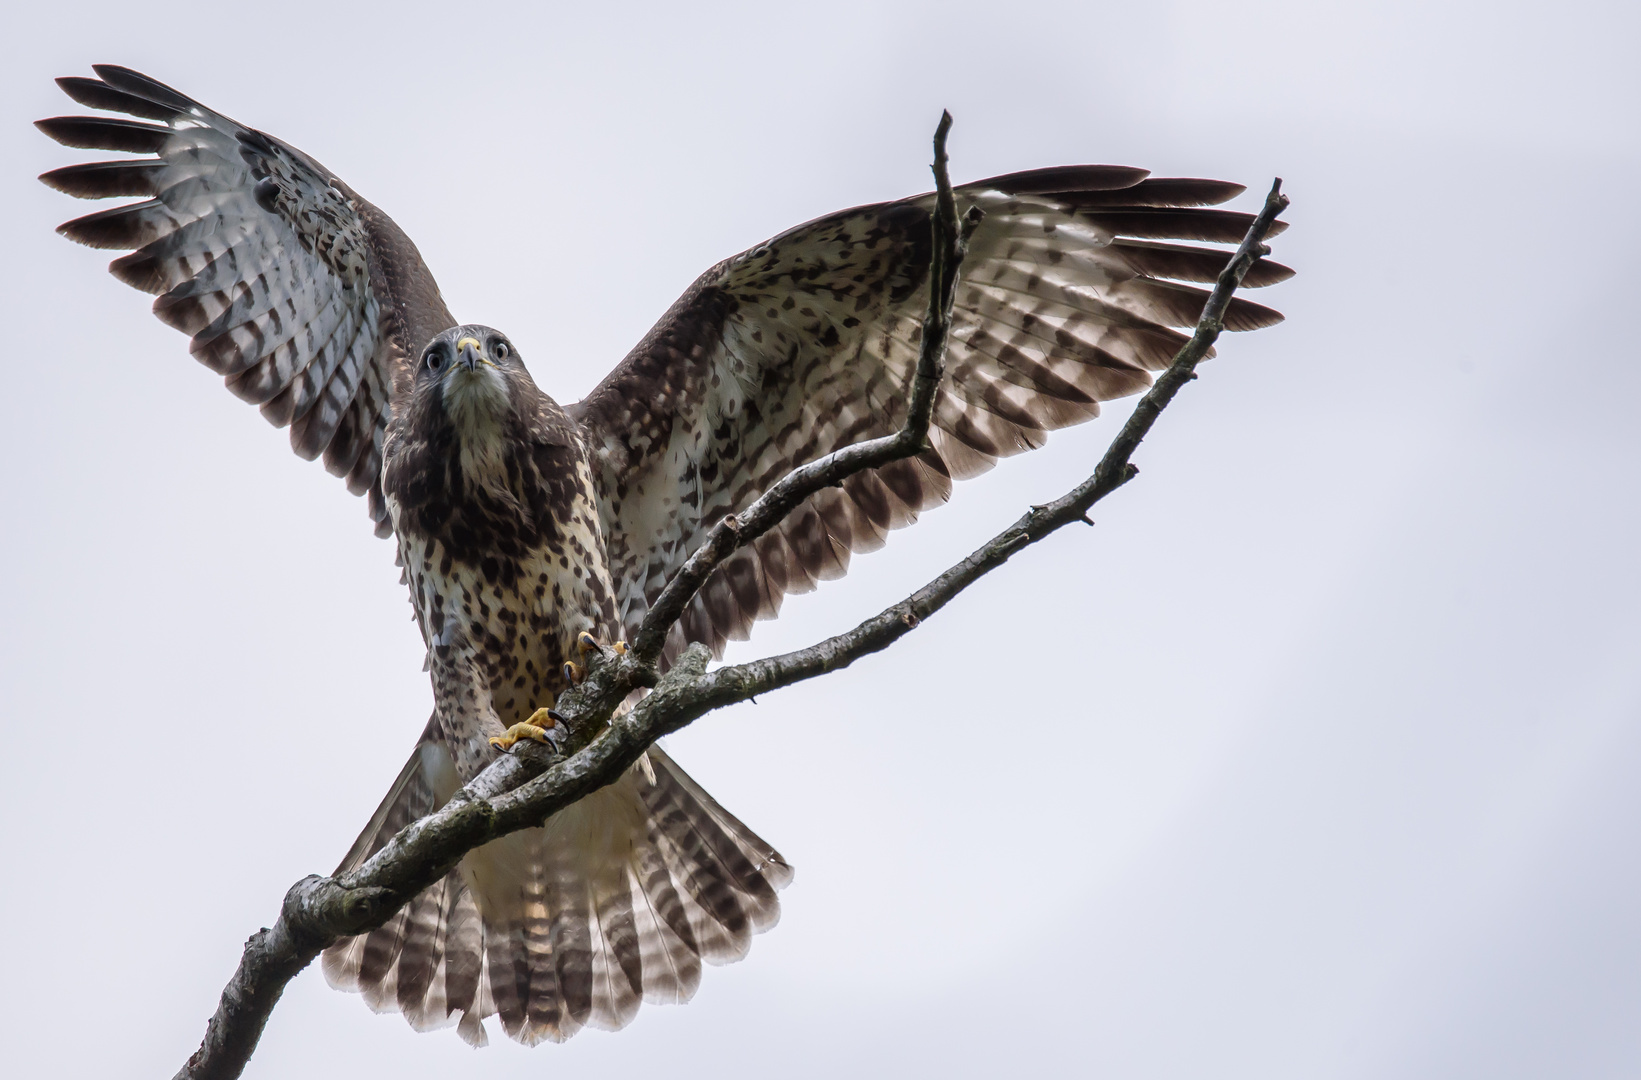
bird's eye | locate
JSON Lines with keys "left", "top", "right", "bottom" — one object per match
{"left": 493, "top": 341, "right": 510, "bottom": 360}
{"left": 424, "top": 350, "right": 443, "bottom": 373}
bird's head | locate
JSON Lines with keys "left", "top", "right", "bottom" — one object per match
{"left": 414, "top": 324, "right": 536, "bottom": 436}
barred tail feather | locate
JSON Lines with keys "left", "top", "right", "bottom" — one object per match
{"left": 321, "top": 742, "right": 790, "bottom": 1046}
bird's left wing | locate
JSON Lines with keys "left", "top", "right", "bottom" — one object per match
{"left": 570, "top": 165, "right": 1291, "bottom": 662}
{"left": 38, "top": 66, "right": 456, "bottom": 536}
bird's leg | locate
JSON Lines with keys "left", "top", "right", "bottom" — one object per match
{"left": 488, "top": 704, "right": 565, "bottom": 753}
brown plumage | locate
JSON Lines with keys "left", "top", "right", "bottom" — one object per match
{"left": 39, "top": 65, "right": 1291, "bottom": 1045}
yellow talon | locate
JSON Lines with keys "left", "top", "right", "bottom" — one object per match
{"left": 563, "top": 660, "right": 584, "bottom": 684}
{"left": 613, "top": 641, "right": 628, "bottom": 656}
{"left": 488, "top": 708, "right": 561, "bottom": 752}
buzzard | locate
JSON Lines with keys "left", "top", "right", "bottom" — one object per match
{"left": 38, "top": 66, "right": 1290, "bottom": 1046}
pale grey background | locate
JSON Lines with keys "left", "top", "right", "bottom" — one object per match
{"left": 3, "top": 1, "right": 1639, "bottom": 1076}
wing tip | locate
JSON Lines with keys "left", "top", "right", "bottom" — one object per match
{"left": 39, "top": 160, "right": 163, "bottom": 200}
{"left": 35, "top": 114, "right": 171, "bottom": 153}
{"left": 1228, "top": 305, "right": 1286, "bottom": 331}
{"left": 38, "top": 162, "right": 88, "bottom": 196}
{"left": 970, "top": 163, "right": 1152, "bottom": 196}
{"left": 1248, "top": 258, "right": 1296, "bottom": 287}
{"left": 50, "top": 70, "right": 181, "bottom": 123}
{"left": 91, "top": 64, "right": 201, "bottom": 114}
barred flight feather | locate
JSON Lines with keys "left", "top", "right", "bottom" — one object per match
{"left": 321, "top": 737, "right": 789, "bottom": 1046}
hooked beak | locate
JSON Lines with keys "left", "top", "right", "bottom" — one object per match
{"left": 455, "top": 336, "right": 483, "bottom": 372}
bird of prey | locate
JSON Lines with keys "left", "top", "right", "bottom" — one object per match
{"left": 38, "top": 66, "right": 1289, "bottom": 1047}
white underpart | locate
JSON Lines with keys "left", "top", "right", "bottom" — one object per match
{"left": 442, "top": 364, "right": 513, "bottom": 485}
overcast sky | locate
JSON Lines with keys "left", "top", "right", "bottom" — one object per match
{"left": 3, "top": 1, "right": 1639, "bottom": 1077}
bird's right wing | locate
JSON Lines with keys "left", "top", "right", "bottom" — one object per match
{"left": 37, "top": 65, "right": 456, "bottom": 536}
{"left": 572, "top": 165, "right": 1292, "bottom": 662}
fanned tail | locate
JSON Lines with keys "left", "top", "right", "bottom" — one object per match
{"left": 321, "top": 739, "right": 790, "bottom": 1046}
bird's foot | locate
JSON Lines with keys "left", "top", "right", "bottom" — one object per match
{"left": 488, "top": 707, "right": 566, "bottom": 753}
{"left": 576, "top": 631, "right": 628, "bottom": 657}
{"left": 567, "top": 632, "right": 627, "bottom": 684}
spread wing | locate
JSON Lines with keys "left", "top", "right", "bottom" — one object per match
{"left": 571, "top": 165, "right": 1291, "bottom": 660}
{"left": 37, "top": 66, "right": 456, "bottom": 536}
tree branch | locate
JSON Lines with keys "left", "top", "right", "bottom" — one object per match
{"left": 173, "top": 154, "right": 1288, "bottom": 1079}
